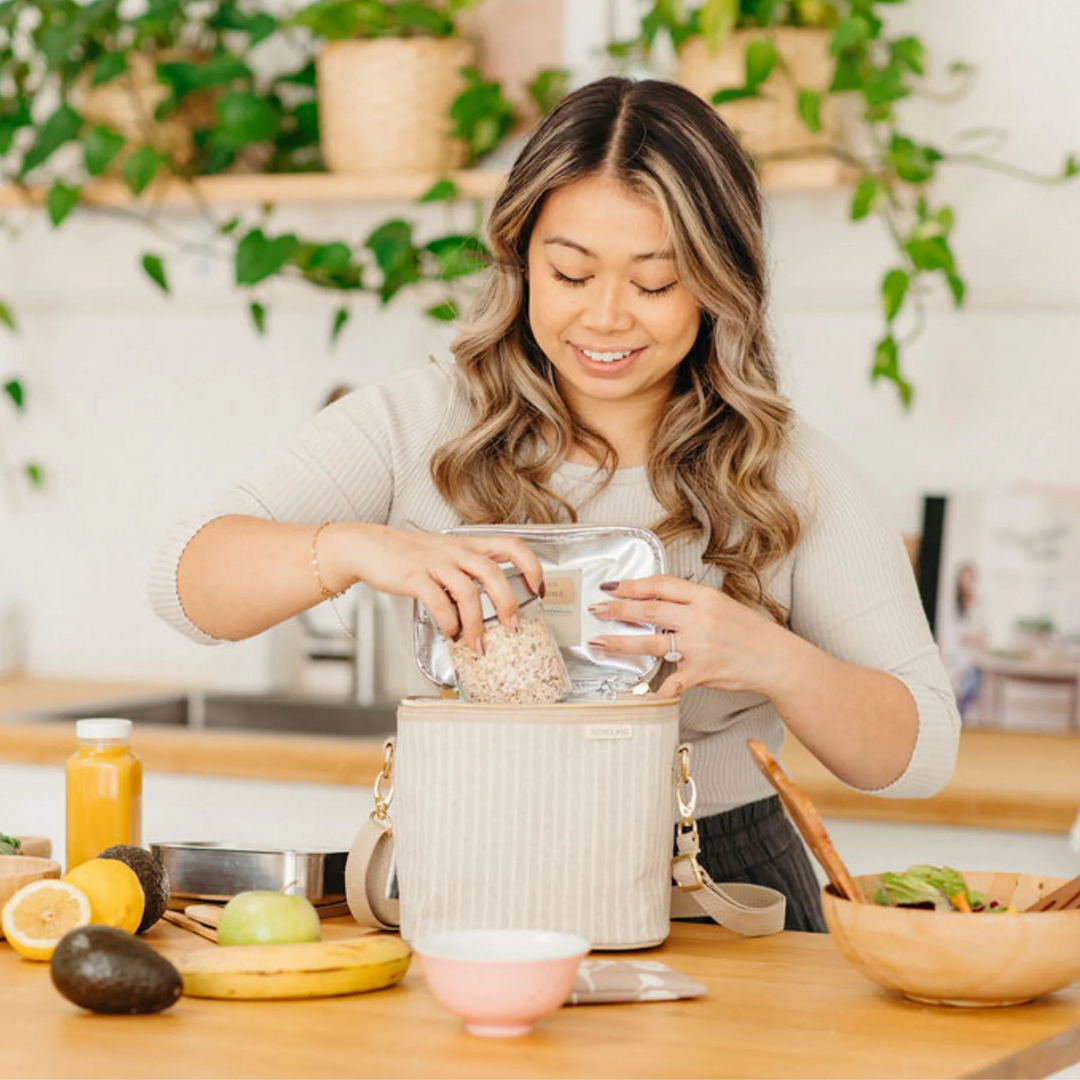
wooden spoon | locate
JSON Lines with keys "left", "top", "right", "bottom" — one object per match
{"left": 746, "top": 738, "right": 865, "bottom": 904}
{"left": 1024, "top": 872, "right": 1080, "bottom": 912}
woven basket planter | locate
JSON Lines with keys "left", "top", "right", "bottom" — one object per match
{"left": 74, "top": 51, "right": 217, "bottom": 171}
{"left": 677, "top": 28, "right": 842, "bottom": 161}
{"left": 317, "top": 37, "right": 477, "bottom": 174}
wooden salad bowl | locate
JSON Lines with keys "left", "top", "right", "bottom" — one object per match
{"left": 0, "top": 855, "right": 62, "bottom": 937}
{"left": 823, "top": 871, "right": 1080, "bottom": 1007}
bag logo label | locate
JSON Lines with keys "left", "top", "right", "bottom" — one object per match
{"left": 542, "top": 570, "right": 582, "bottom": 647}
{"left": 584, "top": 724, "right": 633, "bottom": 741}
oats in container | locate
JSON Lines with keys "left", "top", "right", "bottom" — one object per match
{"left": 443, "top": 566, "right": 571, "bottom": 705}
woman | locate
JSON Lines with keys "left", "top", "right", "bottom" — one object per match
{"left": 151, "top": 77, "right": 961, "bottom": 932}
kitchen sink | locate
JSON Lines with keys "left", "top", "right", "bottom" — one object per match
{"left": 42, "top": 691, "right": 398, "bottom": 738}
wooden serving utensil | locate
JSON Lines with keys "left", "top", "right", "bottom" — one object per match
{"left": 746, "top": 738, "right": 865, "bottom": 904}
{"left": 1024, "top": 872, "right": 1080, "bottom": 912}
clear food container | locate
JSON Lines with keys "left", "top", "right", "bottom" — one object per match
{"left": 444, "top": 564, "right": 571, "bottom": 705}
{"left": 413, "top": 525, "right": 666, "bottom": 702}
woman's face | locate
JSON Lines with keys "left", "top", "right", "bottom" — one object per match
{"left": 526, "top": 173, "right": 701, "bottom": 422}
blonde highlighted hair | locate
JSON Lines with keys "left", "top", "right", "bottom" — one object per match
{"left": 431, "top": 77, "right": 800, "bottom": 622}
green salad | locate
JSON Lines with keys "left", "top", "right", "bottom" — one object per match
{"left": 0, "top": 832, "right": 22, "bottom": 856}
{"left": 875, "top": 865, "right": 1016, "bottom": 913}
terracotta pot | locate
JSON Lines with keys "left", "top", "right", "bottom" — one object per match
{"left": 676, "top": 27, "right": 844, "bottom": 162}
{"left": 316, "top": 37, "right": 477, "bottom": 174}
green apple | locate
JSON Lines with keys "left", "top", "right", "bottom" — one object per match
{"left": 217, "top": 891, "right": 322, "bottom": 946}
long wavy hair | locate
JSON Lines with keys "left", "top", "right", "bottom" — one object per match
{"left": 431, "top": 77, "right": 801, "bottom": 622}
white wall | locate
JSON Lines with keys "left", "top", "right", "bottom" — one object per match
{"left": 1, "top": 0, "right": 1077, "bottom": 690}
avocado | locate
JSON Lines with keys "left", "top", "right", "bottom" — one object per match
{"left": 51, "top": 926, "right": 182, "bottom": 1014}
{"left": 99, "top": 845, "right": 171, "bottom": 934}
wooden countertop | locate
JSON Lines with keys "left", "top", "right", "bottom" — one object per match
{"left": 2, "top": 918, "right": 1080, "bottom": 1079}
{"left": 4, "top": 677, "right": 1080, "bottom": 834}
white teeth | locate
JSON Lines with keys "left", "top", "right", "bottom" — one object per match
{"left": 581, "top": 348, "right": 633, "bottom": 363}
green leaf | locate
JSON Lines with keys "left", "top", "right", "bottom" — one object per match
{"left": 364, "top": 219, "right": 420, "bottom": 303}
{"left": 83, "top": 125, "right": 125, "bottom": 176}
{"left": 449, "top": 68, "right": 515, "bottom": 163}
{"left": 122, "top": 146, "right": 164, "bottom": 196}
{"left": 25, "top": 463, "right": 43, "bottom": 487}
{"left": 306, "top": 243, "right": 354, "bottom": 274}
{"left": 829, "top": 52, "right": 863, "bottom": 93}
{"left": 905, "top": 235, "right": 954, "bottom": 273}
{"left": 700, "top": 0, "right": 739, "bottom": 51}
{"left": 19, "top": 104, "right": 83, "bottom": 178}
{"left": 236, "top": 229, "right": 300, "bottom": 286}
{"left": 829, "top": 15, "right": 871, "bottom": 54}
{"left": 0, "top": 300, "right": 15, "bottom": 332}
{"left": 209, "top": 2, "right": 278, "bottom": 45}
{"left": 91, "top": 50, "right": 128, "bottom": 87}
{"left": 219, "top": 217, "right": 241, "bottom": 235}
{"left": 141, "top": 253, "right": 169, "bottom": 293}
{"left": 946, "top": 272, "right": 966, "bottom": 307}
{"left": 881, "top": 269, "right": 908, "bottom": 323}
{"left": 797, "top": 90, "right": 822, "bottom": 133}
{"left": 948, "top": 60, "right": 976, "bottom": 76}
{"left": 250, "top": 301, "right": 266, "bottom": 335}
{"left": 216, "top": 92, "right": 281, "bottom": 147}
{"left": 424, "top": 234, "right": 488, "bottom": 280}
{"left": 391, "top": 1, "right": 453, "bottom": 36}
{"left": 849, "top": 176, "right": 881, "bottom": 221}
{"left": 713, "top": 87, "right": 760, "bottom": 105}
{"left": 0, "top": 98, "right": 32, "bottom": 156}
{"left": 526, "top": 68, "right": 570, "bottom": 116}
{"left": 1063, "top": 154, "right": 1079, "bottom": 179}
{"left": 890, "top": 36, "right": 925, "bottom": 76}
{"left": 156, "top": 54, "right": 251, "bottom": 103}
{"left": 46, "top": 181, "right": 79, "bottom": 226}
{"left": 330, "top": 307, "right": 349, "bottom": 345}
{"left": 289, "top": 0, "right": 387, "bottom": 40}
{"left": 888, "top": 135, "right": 942, "bottom": 184}
{"left": 419, "top": 179, "right": 459, "bottom": 203}
{"left": 425, "top": 300, "right": 459, "bottom": 322}
{"left": 4, "top": 379, "right": 24, "bottom": 410}
{"left": 871, "top": 334, "right": 913, "bottom": 408}
{"left": 276, "top": 61, "right": 318, "bottom": 88}
{"left": 744, "top": 37, "right": 777, "bottom": 89}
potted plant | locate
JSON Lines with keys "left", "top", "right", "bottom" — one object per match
{"left": 291, "top": 0, "right": 488, "bottom": 174}
{"left": 613, "top": 0, "right": 1078, "bottom": 406}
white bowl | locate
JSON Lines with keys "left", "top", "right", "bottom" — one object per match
{"left": 412, "top": 928, "right": 590, "bottom": 1037}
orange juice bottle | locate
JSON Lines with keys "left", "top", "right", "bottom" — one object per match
{"left": 65, "top": 718, "right": 142, "bottom": 872}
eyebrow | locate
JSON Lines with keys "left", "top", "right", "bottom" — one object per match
{"left": 543, "top": 237, "right": 674, "bottom": 262}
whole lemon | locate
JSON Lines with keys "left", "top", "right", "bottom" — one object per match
{"left": 63, "top": 859, "right": 145, "bottom": 934}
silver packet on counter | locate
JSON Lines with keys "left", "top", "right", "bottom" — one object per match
{"left": 413, "top": 524, "right": 666, "bottom": 700}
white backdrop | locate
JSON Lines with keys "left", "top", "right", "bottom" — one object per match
{"left": 0, "top": 0, "right": 1077, "bottom": 690}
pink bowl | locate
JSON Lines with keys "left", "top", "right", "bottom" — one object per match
{"left": 413, "top": 929, "right": 590, "bottom": 1037}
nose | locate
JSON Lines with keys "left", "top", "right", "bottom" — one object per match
{"left": 581, "top": 278, "right": 634, "bottom": 335}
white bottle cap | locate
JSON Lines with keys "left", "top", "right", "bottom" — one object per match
{"left": 76, "top": 718, "right": 133, "bottom": 742}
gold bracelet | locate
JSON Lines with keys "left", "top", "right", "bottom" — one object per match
{"left": 311, "top": 521, "right": 344, "bottom": 600}
{"left": 310, "top": 521, "right": 356, "bottom": 642}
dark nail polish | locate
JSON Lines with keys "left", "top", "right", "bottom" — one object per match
{"left": 599, "top": 581, "right": 620, "bottom": 592}
{"left": 587, "top": 639, "right": 609, "bottom": 650}
{"left": 539, "top": 580, "right": 547, "bottom": 599}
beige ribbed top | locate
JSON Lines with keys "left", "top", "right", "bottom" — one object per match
{"left": 149, "top": 360, "right": 960, "bottom": 816}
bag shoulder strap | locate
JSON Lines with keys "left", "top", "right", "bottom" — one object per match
{"left": 669, "top": 822, "right": 786, "bottom": 936}
{"left": 345, "top": 815, "right": 400, "bottom": 931}
{"left": 345, "top": 817, "right": 785, "bottom": 938}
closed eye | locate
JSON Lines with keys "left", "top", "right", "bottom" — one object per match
{"left": 552, "top": 269, "right": 678, "bottom": 297}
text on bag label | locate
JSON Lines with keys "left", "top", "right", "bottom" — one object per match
{"left": 584, "top": 724, "right": 634, "bottom": 741}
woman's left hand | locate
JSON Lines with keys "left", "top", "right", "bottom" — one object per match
{"left": 587, "top": 574, "right": 795, "bottom": 699}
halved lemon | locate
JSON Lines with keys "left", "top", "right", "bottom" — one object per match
{"left": 1, "top": 879, "right": 92, "bottom": 961}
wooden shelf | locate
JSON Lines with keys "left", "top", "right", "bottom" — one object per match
{"left": 0, "top": 158, "right": 851, "bottom": 210}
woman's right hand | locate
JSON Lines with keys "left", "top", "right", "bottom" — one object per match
{"left": 320, "top": 523, "right": 545, "bottom": 653}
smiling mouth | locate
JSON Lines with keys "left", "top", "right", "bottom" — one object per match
{"left": 573, "top": 345, "right": 644, "bottom": 364}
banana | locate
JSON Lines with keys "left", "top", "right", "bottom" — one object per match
{"left": 176, "top": 935, "right": 411, "bottom": 1000}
